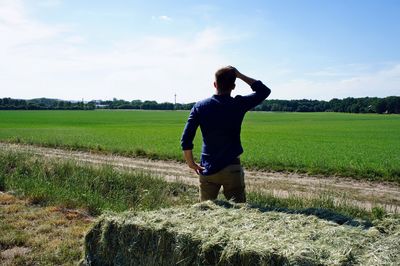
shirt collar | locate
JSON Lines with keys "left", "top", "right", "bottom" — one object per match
{"left": 213, "top": 94, "right": 232, "bottom": 99}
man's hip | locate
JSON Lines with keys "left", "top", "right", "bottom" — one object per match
{"left": 199, "top": 162, "right": 245, "bottom": 203}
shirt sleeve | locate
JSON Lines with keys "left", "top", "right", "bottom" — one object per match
{"left": 180, "top": 106, "right": 200, "bottom": 150}
{"left": 236, "top": 80, "right": 271, "bottom": 112}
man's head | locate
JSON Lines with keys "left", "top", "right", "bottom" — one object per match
{"left": 214, "top": 66, "right": 236, "bottom": 94}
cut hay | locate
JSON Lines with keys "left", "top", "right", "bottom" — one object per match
{"left": 82, "top": 201, "right": 400, "bottom": 265}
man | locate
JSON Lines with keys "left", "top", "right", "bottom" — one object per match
{"left": 180, "top": 66, "right": 271, "bottom": 202}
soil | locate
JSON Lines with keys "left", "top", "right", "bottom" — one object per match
{"left": 1, "top": 142, "right": 399, "bottom": 213}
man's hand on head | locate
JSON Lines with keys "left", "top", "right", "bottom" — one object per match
{"left": 227, "top": 66, "right": 243, "bottom": 79}
{"left": 227, "top": 66, "right": 256, "bottom": 86}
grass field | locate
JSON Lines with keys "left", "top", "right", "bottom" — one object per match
{"left": 1, "top": 150, "right": 395, "bottom": 264}
{"left": 0, "top": 110, "right": 399, "bottom": 181}
{"left": 0, "top": 150, "right": 379, "bottom": 220}
{"left": 0, "top": 192, "right": 92, "bottom": 265}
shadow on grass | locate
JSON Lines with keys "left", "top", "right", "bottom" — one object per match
{"left": 213, "top": 200, "right": 372, "bottom": 229}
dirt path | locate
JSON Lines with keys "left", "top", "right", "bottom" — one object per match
{"left": 1, "top": 142, "right": 399, "bottom": 213}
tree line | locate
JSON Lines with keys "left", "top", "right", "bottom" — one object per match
{"left": 0, "top": 98, "right": 194, "bottom": 111}
{"left": 1, "top": 96, "right": 399, "bottom": 114}
{"left": 91, "top": 99, "right": 194, "bottom": 110}
{"left": 253, "top": 96, "right": 400, "bottom": 114}
{"left": 0, "top": 98, "right": 95, "bottom": 110}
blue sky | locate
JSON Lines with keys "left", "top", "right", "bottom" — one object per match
{"left": 1, "top": 0, "right": 399, "bottom": 102}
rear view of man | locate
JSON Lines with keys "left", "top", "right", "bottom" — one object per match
{"left": 181, "top": 66, "right": 271, "bottom": 202}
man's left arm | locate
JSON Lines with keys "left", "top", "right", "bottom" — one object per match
{"left": 181, "top": 106, "right": 204, "bottom": 174}
{"left": 183, "top": 149, "right": 204, "bottom": 175}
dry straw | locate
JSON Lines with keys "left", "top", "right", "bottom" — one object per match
{"left": 83, "top": 201, "right": 400, "bottom": 265}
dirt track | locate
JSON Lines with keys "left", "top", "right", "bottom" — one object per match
{"left": 1, "top": 142, "right": 399, "bottom": 213}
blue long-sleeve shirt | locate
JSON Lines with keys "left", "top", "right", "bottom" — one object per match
{"left": 180, "top": 80, "right": 271, "bottom": 175}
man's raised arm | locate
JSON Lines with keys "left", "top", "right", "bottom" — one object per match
{"left": 235, "top": 69, "right": 257, "bottom": 86}
{"left": 232, "top": 67, "right": 271, "bottom": 111}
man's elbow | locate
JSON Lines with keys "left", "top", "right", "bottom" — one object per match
{"left": 255, "top": 81, "right": 271, "bottom": 99}
{"left": 258, "top": 87, "right": 271, "bottom": 101}
{"left": 264, "top": 87, "right": 271, "bottom": 99}
{"left": 181, "top": 141, "right": 194, "bottom": 151}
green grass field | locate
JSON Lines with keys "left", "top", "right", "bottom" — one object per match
{"left": 0, "top": 110, "right": 399, "bottom": 181}
{"left": 1, "top": 150, "right": 393, "bottom": 265}
{"left": 0, "top": 150, "right": 382, "bottom": 220}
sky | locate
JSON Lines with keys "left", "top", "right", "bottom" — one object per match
{"left": 1, "top": 0, "right": 399, "bottom": 103}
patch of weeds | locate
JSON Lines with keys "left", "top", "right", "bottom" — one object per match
{"left": 0, "top": 152, "right": 19, "bottom": 176}
{"left": 1, "top": 192, "right": 92, "bottom": 265}
{"left": 0, "top": 174, "right": 5, "bottom": 191}
{"left": 86, "top": 202, "right": 102, "bottom": 216}
{"left": 389, "top": 169, "right": 400, "bottom": 182}
{"left": 95, "top": 144, "right": 103, "bottom": 152}
{"left": 0, "top": 151, "right": 198, "bottom": 214}
{"left": 0, "top": 221, "right": 28, "bottom": 250}
{"left": 12, "top": 136, "right": 22, "bottom": 144}
{"left": 372, "top": 206, "right": 386, "bottom": 220}
{"left": 11, "top": 255, "right": 32, "bottom": 266}
{"left": 134, "top": 148, "right": 147, "bottom": 157}
{"left": 39, "top": 241, "right": 82, "bottom": 265}
{"left": 27, "top": 191, "right": 49, "bottom": 206}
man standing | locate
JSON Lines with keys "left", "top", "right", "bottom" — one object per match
{"left": 180, "top": 66, "right": 271, "bottom": 203}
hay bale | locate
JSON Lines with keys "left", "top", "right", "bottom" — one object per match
{"left": 82, "top": 201, "right": 400, "bottom": 265}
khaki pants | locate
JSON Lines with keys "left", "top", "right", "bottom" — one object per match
{"left": 199, "top": 164, "right": 246, "bottom": 203}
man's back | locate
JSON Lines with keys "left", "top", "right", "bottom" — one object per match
{"left": 181, "top": 66, "right": 271, "bottom": 202}
{"left": 181, "top": 80, "right": 271, "bottom": 175}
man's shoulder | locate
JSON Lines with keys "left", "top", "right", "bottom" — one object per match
{"left": 194, "top": 95, "right": 245, "bottom": 110}
{"left": 233, "top": 94, "right": 247, "bottom": 104}
{"left": 234, "top": 95, "right": 244, "bottom": 100}
{"left": 194, "top": 96, "right": 214, "bottom": 108}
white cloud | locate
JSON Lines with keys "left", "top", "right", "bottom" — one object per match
{"left": 151, "top": 15, "right": 172, "bottom": 22}
{"left": 273, "top": 64, "right": 400, "bottom": 100}
{"left": 36, "top": 0, "right": 62, "bottom": 8}
{"left": 0, "top": 0, "right": 66, "bottom": 50}
{"left": 159, "top": 15, "right": 171, "bottom": 21}
{"left": 0, "top": 0, "right": 25, "bottom": 24}
{"left": 304, "top": 64, "right": 373, "bottom": 78}
{"left": 64, "top": 35, "right": 85, "bottom": 44}
{"left": 0, "top": 0, "right": 230, "bottom": 102}
{"left": 95, "top": 28, "right": 228, "bottom": 102}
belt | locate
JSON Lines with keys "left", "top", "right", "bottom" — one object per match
{"left": 231, "top": 158, "right": 241, "bottom": 165}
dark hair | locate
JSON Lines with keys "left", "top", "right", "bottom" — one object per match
{"left": 215, "top": 67, "right": 236, "bottom": 93}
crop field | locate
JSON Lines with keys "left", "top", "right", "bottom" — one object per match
{"left": 0, "top": 110, "right": 399, "bottom": 181}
